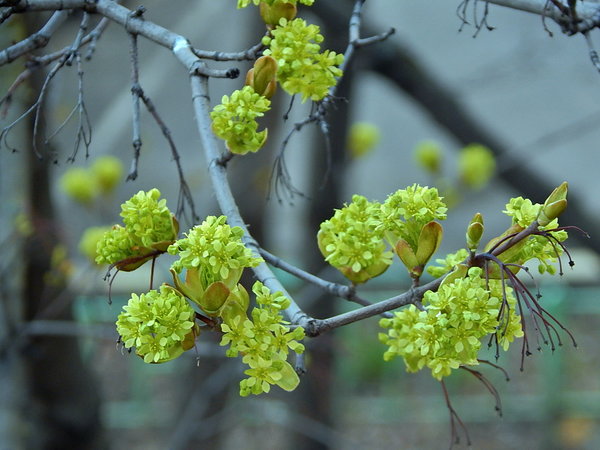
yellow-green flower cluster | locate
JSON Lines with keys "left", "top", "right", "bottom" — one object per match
{"left": 168, "top": 215, "right": 261, "bottom": 280}
{"left": 318, "top": 195, "right": 392, "bottom": 284}
{"left": 262, "top": 18, "right": 343, "bottom": 102}
{"left": 116, "top": 285, "right": 197, "bottom": 363}
{"left": 237, "top": 0, "right": 314, "bottom": 8}
{"left": 95, "top": 225, "right": 137, "bottom": 266}
{"left": 220, "top": 281, "right": 305, "bottom": 396}
{"left": 79, "top": 225, "right": 113, "bottom": 264}
{"left": 426, "top": 248, "right": 470, "bottom": 278}
{"left": 60, "top": 156, "right": 123, "bottom": 205}
{"left": 503, "top": 197, "right": 542, "bottom": 227}
{"left": 458, "top": 143, "right": 495, "bottom": 189}
{"left": 380, "top": 184, "right": 448, "bottom": 249}
{"left": 501, "top": 196, "right": 568, "bottom": 274}
{"left": 211, "top": 86, "right": 271, "bottom": 155}
{"left": 96, "top": 189, "right": 177, "bottom": 269}
{"left": 379, "top": 267, "right": 523, "bottom": 380}
{"left": 121, "top": 189, "right": 176, "bottom": 248}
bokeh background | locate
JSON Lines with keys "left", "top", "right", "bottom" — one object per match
{"left": 1, "top": 0, "right": 600, "bottom": 448}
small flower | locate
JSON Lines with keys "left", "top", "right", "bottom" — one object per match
{"left": 95, "top": 225, "right": 137, "bottom": 266}
{"left": 120, "top": 188, "right": 176, "bottom": 248}
{"left": 60, "top": 167, "right": 97, "bottom": 204}
{"left": 79, "top": 226, "right": 112, "bottom": 264}
{"left": 414, "top": 140, "right": 442, "bottom": 174}
{"left": 262, "top": 18, "right": 343, "bottom": 102}
{"left": 116, "top": 286, "right": 196, "bottom": 363}
{"left": 90, "top": 156, "right": 123, "bottom": 194}
{"left": 348, "top": 122, "right": 380, "bottom": 158}
{"left": 318, "top": 195, "right": 392, "bottom": 283}
{"left": 458, "top": 143, "right": 495, "bottom": 189}
{"left": 168, "top": 215, "right": 262, "bottom": 282}
{"left": 237, "top": 0, "right": 314, "bottom": 9}
{"left": 210, "top": 86, "right": 270, "bottom": 155}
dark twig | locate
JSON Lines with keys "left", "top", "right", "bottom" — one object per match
{"left": 0, "top": 53, "right": 68, "bottom": 156}
{"left": 441, "top": 379, "right": 472, "bottom": 448}
{"left": 270, "top": 0, "right": 395, "bottom": 200}
{"left": 135, "top": 87, "right": 199, "bottom": 221}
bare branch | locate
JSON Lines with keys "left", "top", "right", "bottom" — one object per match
{"left": 0, "top": 10, "right": 68, "bottom": 66}
{"left": 191, "top": 39, "right": 266, "bottom": 61}
{"left": 127, "top": 32, "right": 142, "bottom": 180}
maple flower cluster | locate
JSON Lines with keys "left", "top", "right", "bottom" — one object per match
{"left": 379, "top": 267, "right": 523, "bottom": 380}
{"left": 93, "top": 190, "right": 304, "bottom": 395}
{"left": 210, "top": 86, "right": 271, "bottom": 155}
{"left": 95, "top": 188, "right": 178, "bottom": 270}
{"left": 211, "top": 0, "right": 342, "bottom": 153}
{"left": 262, "top": 18, "right": 344, "bottom": 102}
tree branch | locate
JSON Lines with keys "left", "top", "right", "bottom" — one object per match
{"left": 0, "top": 10, "right": 68, "bottom": 66}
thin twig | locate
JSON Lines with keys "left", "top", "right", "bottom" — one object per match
{"left": 135, "top": 86, "right": 199, "bottom": 221}
{"left": 270, "top": 0, "right": 395, "bottom": 200}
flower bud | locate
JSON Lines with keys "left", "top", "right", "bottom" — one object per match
{"left": 466, "top": 213, "right": 484, "bottom": 251}
{"left": 395, "top": 238, "right": 420, "bottom": 277}
{"left": 416, "top": 221, "right": 443, "bottom": 267}
{"left": 538, "top": 182, "right": 568, "bottom": 226}
{"left": 259, "top": 1, "right": 297, "bottom": 27}
{"left": 202, "top": 281, "right": 231, "bottom": 316}
{"left": 246, "top": 56, "right": 278, "bottom": 98}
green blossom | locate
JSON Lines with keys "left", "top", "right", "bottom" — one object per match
{"left": 318, "top": 195, "right": 392, "bottom": 283}
{"left": 60, "top": 167, "right": 97, "bottom": 204}
{"left": 414, "top": 140, "right": 442, "bottom": 174}
{"left": 211, "top": 86, "right": 270, "bottom": 155}
{"left": 95, "top": 225, "right": 137, "bottom": 266}
{"left": 262, "top": 18, "right": 343, "bottom": 102}
{"left": 220, "top": 281, "right": 304, "bottom": 395}
{"left": 168, "top": 215, "right": 261, "bottom": 283}
{"left": 79, "top": 226, "right": 112, "bottom": 264}
{"left": 380, "top": 184, "right": 447, "bottom": 250}
{"left": 426, "top": 248, "right": 469, "bottom": 278}
{"left": 120, "top": 188, "right": 176, "bottom": 248}
{"left": 116, "top": 285, "right": 196, "bottom": 364}
{"left": 90, "top": 156, "right": 123, "bottom": 194}
{"left": 458, "top": 143, "right": 495, "bottom": 189}
{"left": 379, "top": 267, "right": 523, "bottom": 380}
{"left": 503, "top": 197, "right": 542, "bottom": 227}
{"left": 501, "top": 196, "right": 568, "bottom": 274}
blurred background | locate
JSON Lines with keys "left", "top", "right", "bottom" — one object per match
{"left": 1, "top": 0, "right": 600, "bottom": 448}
